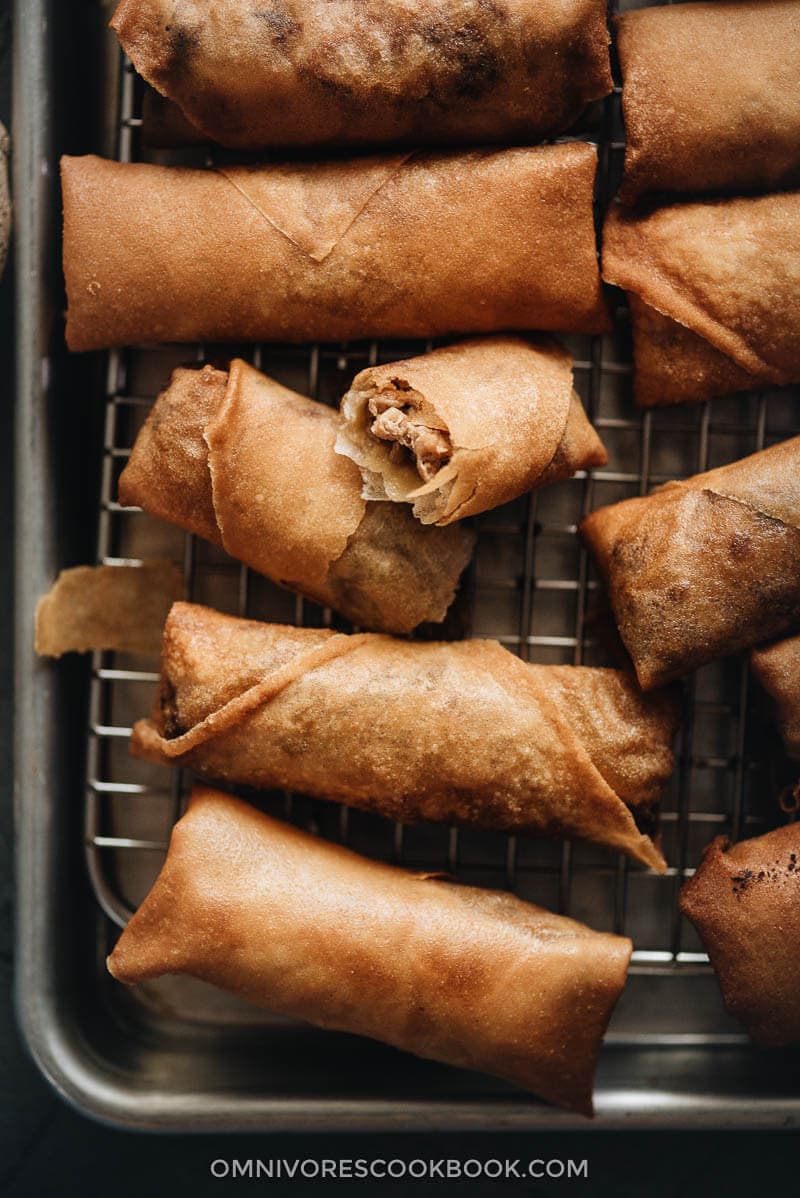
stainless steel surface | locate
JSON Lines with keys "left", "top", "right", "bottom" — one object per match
{"left": 15, "top": 0, "right": 800, "bottom": 1131}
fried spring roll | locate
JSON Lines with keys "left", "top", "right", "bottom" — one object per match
{"left": 61, "top": 147, "right": 610, "bottom": 352}
{"left": 680, "top": 823, "right": 800, "bottom": 1047}
{"left": 616, "top": 2, "right": 800, "bottom": 204}
{"left": 111, "top": 0, "right": 612, "bottom": 152}
{"left": 108, "top": 786, "right": 633, "bottom": 1115}
{"left": 603, "top": 192, "right": 800, "bottom": 406}
{"left": 131, "top": 603, "right": 681, "bottom": 871}
{"left": 118, "top": 361, "right": 474, "bottom": 635}
{"left": 751, "top": 635, "right": 800, "bottom": 761}
{"left": 580, "top": 438, "right": 800, "bottom": 691}
{"left": 335, "top": 336, "right": 607, "bottom": 526}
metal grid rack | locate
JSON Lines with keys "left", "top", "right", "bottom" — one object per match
{"left": 84, "top": 15, "right": 800, "bottom": 1048}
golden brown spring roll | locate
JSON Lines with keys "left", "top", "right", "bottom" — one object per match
{"left": 131, "top": 603, "right": 681, "bottom": 871}
{"left": 616, "top": 2, "right": 800, "bottom": 204}
{"left": 603, "top": 192, "right": 800, "bottom": 406}
{"left": 61, "top": 146, "right": 610, "bottom": 352}
{"left": 751, "top": 635, "right": 800, "bottom": 761}
{"left": 111, "top": 0, "right": 612, "bottom": 152}
{"left": 118, "top": 361, "right": 474, "bottom": 635}
{"left": 108, "top": 786, "right": 633, "bottom": 1115}
{"left": 680, "top": 823, "right": 800, "bottom": 1047}
{"left": 335, "top": 336, "right": 608, "bottom": 526}
{"left": 581, "top": 438, "right": 800, "bottom": 691}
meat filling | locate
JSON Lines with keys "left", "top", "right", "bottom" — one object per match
{"left": 368, "top": 390, "right": 452, "bottom": 483}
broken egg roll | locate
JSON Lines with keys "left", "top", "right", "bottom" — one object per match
{"left": 118, "top": 361, "right": 474, "bottom": 635}
{"left": 680, "top": 822, "right": 800, "bottom": 1046}
{"left": 616, "top": 1, "right": 800, "bottom": 204}
{"left": 603, "top": 191, "right": 800, "bottom": 406}
{"left": 131, "top": 603, "right": 681, "bottom": 871}
{"left": 335, "top": 336, "right": 608, "bottom": 526}
{"left": 111, "top": 0, "right": 612, "bottom": 152}
{"left": 581, "top": 437, "right": 800, "bottom": 691}
{"left": 108, "top": 786, "right": 633, "bottom": 1115}
{"left": 62, "top": 146, "right": 610, "bottom": 352}
{"left": 751, "top": 635, "right": 800, "bottom": 761}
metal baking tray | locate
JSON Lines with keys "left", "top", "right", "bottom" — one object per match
{"left": 14, "top": 0, "right": 800, "bottom": 1129}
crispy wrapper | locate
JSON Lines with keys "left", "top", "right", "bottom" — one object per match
{"left": 119, "top": 361, "right": 474, "bottom": 634}
{"left": 131, "top": 603, "right": 681, "bottom": 871}
{"left": 616, "top": 2, "right": 800, "bottom": 204}
{"left": 751, "top": 635, "right": 800, "bottom": 761}
{"left": 335, "top": 336, "right": 608, "bottom": 526}
{"left": 140, "top": 88, "right": 207, "bottom": 148}
{"left": 680, "top": 823, "right": 800, "bottom": 1047}
{"left": 581, "top": 438, "right": 800, "bottom": 691}
{"left": 35, "top": 562, "right": 183, "bottom": 657}
{"left": 61, "top": 147, "right": 610, "bottom": 353}
{"left": 603, "top": 192, "right": 800, "bottom": 406}
{"left": 111, "top": 0, "right": 612, "bottom": 152}
{"left": 108, "top": 786, "right": 632, "bottom": 1115}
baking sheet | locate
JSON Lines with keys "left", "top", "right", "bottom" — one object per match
{"left": 14, "top": 0, "right": 800, "bottom": 1129}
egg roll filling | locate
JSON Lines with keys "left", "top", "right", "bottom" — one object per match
{"left": 367, "top": 384, "right": 453, "bottom": 484}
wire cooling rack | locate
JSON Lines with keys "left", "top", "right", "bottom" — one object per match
{"left": 84, "top": 16, "right": 800, "bottom": 1043}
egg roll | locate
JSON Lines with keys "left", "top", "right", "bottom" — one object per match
{"left": 580, "top": 438, "right": 800, "bottom": 691}
{"left": 61, "top": 146, "right": 610, "bottom": 353}
{"left": 131, "top": 603, "right": 681, "bottom": 871}
{"left": 108, "top": 786, "right": 633, "bottom": 1115}
{"left": 335, "top": 336, "right": 608, "bottom": 526}
{"left": 603, "top": 192, "right": 800, "bottom": 407}
{"left": 616, "top": 1, "right": 800, "bottom": 204}
{"left": 751, "top": 635, "right": 800, "bottom": 761}
{"left": 680, "top": 823, "right": 800, "bottom": 1047}
{"left": 111, "top": 0, "right": 612, "bottom": 152}
{"left": 118, "top": 360, "right": 474, "bottom": 635}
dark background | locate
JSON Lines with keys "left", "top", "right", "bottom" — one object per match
{"left": 1, "top": 3, "right": 799, "bottom": 1193}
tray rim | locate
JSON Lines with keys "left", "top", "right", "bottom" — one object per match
{"left": 12, "top": 0, "right": 800, "bottom": 1133}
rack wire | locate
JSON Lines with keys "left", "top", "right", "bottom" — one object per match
{"left": 85, "top": 17, "right": 800, "bottom": 1044}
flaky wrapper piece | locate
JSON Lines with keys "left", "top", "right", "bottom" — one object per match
{"left": 603, "top": 192, "right": 800, "bottom": 406}
{"left": 111, "top": 0, "right": 612, "bottom": 152}
{"left": 616, "top": 2, "right": 800, "bottom": 204}
{"left": 118, "top": 361, "right": 473, "bottom": 635}
{"left": 581, "top": 438, "right": 800, "bottom": 691}
{"left": 108, "top": 786, "right": 632, "bottom": 1115}
{"left": 61, "top": 147, "right": 610, "bottom": 353}
{"left": 751, "top": 635, "right": 800, "bottom": 762}
{"left": 680, "top": 823, "right": 800, "bottom": 1047}
{"left": 131, "top": 603, "right": 681, "bottom": 871}
{"left": 35, "top": 562, "right": 183, "bottom": 657}
{"left": 335, "top": 336, "right": 607, "bottom": 525}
